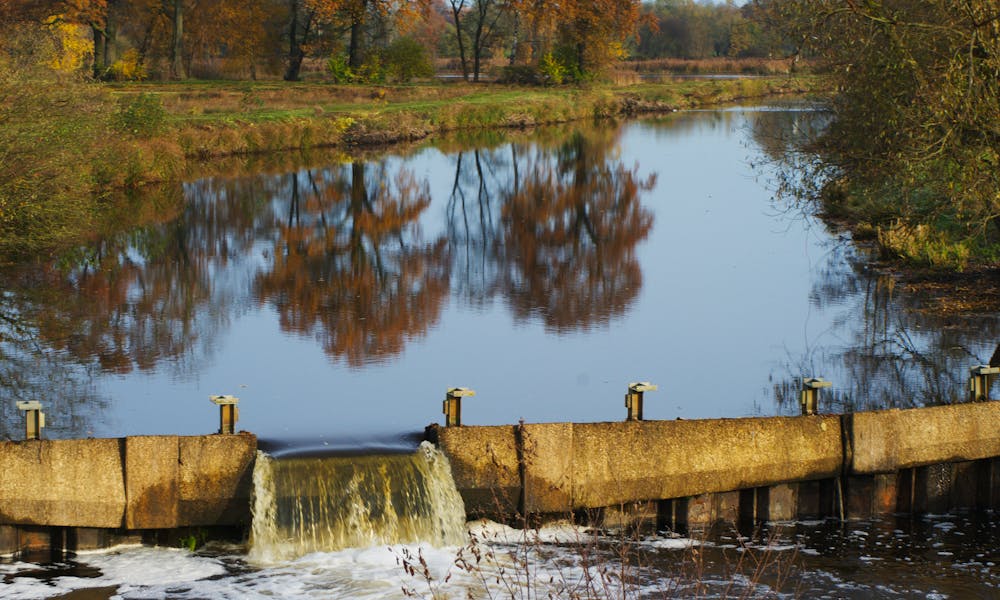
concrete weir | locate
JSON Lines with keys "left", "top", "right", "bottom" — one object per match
{"left": 0, "top": 433, "right": 255, "bottom": 557}
{"left": 2, "top": 402, "right": 999, "bottom": 556}
{"left": 430, "top": 402, "right": 1000, "bottom": 528}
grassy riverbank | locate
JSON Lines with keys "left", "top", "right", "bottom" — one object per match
{"left": 0, "top": 76, "right": 819, "bottom": 263}
{"left": 137, "top": 77, "right": 817, "bottom": 157}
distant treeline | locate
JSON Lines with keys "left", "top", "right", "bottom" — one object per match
{"left": 635, "top": 0, "right": 782, "bottom": 60}
{"left": 0, "top": 0, "right": 789, "bottom": 84}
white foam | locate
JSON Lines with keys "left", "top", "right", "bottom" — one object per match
{"left": 0, "top": 547, "right": 226, "bottom": 600}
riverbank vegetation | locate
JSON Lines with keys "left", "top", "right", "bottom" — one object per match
{"left": 0, "top": 0, "right": 818, "bottom": 264}
{"left": 14, "top": 0, "right": 1000, "bottom": 274}
{"left": 757, "top": 0, "right": 1000, "bottom": 270}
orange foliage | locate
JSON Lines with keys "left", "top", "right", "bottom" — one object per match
{"left": 255, "top": 164, "right": 451, "bottom": 367}
{"left": 499, "top": 129, "right": 655, "bottom": 331}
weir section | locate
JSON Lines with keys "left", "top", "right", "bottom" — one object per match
{"left": 0, "top": 433, "right": 255, "bottom": 557}
{"left": 2, "top": 402, "right": 1000, "bottom": 557}
{"left": 429, "top": 401, "right": 1000, "bottom": 528}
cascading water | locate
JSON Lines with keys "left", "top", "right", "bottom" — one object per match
{"left": 248, "top": 441, "right": 467, "bottom": 563}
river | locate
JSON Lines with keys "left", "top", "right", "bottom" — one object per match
{"left": 0, "top": 104, "right": 997, "bottom": 597}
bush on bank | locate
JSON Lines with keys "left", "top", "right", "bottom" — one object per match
{"left": 0, "top": 31, "right": 817, "bottom": 265}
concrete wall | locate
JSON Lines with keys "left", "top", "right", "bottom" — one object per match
{"left": 0, "top": 439, "right": 125, "bottom": 528}
{"left": 431, "top": 425, "right": 520, "bottom": 516}
{"left": 0, "top": 433, "right": 256, "bottom": 530}
{"left": 438, "top": 415, "right": 843, "bottom": 516}
{"left": 849, "top": 402, "right": 1000, "bottom": 473}
{"left": 436, "top": 403, "right": 1000, "bottom": 521}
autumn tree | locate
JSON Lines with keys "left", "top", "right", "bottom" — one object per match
{"left": 448, "top": 0, "right": 512, "bottom": 81}
{"left": 755, "top": 0, "right": 1000, "bottom": 267}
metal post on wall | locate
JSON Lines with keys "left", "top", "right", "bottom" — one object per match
{"left": 443, "top": 387, "right": 475, "bottom": 427}
{"left": 16, "top": 401, "right": 45, "bottom": 440}
{"left": 209, "top": 395, "right": 239, "bottom": 434}
{"left": 969, "top": 365, "right": 1000, "bottom": 402}
{"left": 625, "top": 382, "right": 657, "bottom": 421}
{"left": 800, "top": 378, "right": 831, "bottom": 416}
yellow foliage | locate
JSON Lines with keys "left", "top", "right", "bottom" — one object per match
{"left": 108, "top": 49, "right": 148, "bottom": 81}
{"left": 44, "top": 18, "right": 92, "bottom": 73}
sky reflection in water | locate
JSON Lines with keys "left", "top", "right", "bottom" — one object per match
{"left": 1, "top": 106, "right": 996, "bottom": 448}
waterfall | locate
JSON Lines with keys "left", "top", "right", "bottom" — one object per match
{"left": 248, "top": 441, "right": 467, "bottom": 562}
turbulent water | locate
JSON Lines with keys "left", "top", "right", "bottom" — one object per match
{"left": 248, "top": 442, "right": 466, "bottom": 562}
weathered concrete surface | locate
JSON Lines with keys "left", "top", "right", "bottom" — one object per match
{"left": 126, "top": 434, "right": 257, "bottom": 529}
{"left": 767, "top": 484, "right": 798, "bottom": 521}
{"left": 178, "top": 433, "right": 256, "bottom": 525}
{"left": 568, "top": 417, "right": 841, "bottom": 511}
{"left": 687, "top": 491, "right": 739, "bottom": 528}
{"left": 0, "top": 439, "right": 125, "bottom": 528}
{"left": 521, "top": 423, "right": 574, "bottom": 513}
{"left": 0, "top": 434, "right": 256, "bottom": 530}
{"left": 125, "top": 436, "right": 180, "bottom": 529}
{"left": 850, "top": 403, "right": 1000, "bottom": 474}
{"left": 438, "top": 416, "right": 842, "bottom": 514}
{"left": 435, "top": 425, "right": 520, "bottom": 516}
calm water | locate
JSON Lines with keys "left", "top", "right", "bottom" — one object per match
{"left": 3, "top": 105, "right": 995, "bottom": 450}
{"left": 1, "top": 105, "right": 998, "bottom": 597}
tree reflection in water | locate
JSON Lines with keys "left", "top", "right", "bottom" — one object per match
{"left": 447, "top": 127, "right": 656, "bottom": 332}
{"left": 746, "top": 108, "right": 1000, "bottom": 413}
{"left": 254, "top": 163, "right": 451, "bottom": 367}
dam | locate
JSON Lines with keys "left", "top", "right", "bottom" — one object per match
{"left": 2, "top": 390, "right": 999, "bottom": 557}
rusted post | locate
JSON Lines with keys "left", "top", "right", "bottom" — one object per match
{"left": 800, "top": 378, "right": 831, "bottom": 416}
{"left": 16, "top": 401, "right": 45, "bottom": 440}
{"left": 209, "top": 395, "right": 239, "bottom": 434}
{"left": 625, "top": 382, "right": 657, "bottom": 421}
{"left": 969, "top": 365, "right": 999, "bottom": 402}
{"left": 443, "top": 387, "right": 475, "bottom": 427}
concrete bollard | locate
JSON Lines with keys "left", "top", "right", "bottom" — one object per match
{"left": 625, "top": 382, "right": 657, "bottom": 421}
{"left": 969, "top": 365, "right": 999, "bottom": 402}
{"left": 800, "top": 377, "right": 831, "bottom": 415}
{"left": 209, "top": 395, "right": 239, "bottom": 434}
{"left": 16, "top": 401, "right": 45, "bottom": 440}
{"left": 443, "top": 387, "right": 475, "bottom": 427}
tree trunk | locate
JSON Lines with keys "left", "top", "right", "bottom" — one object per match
{"left": 348, "top": 21, "right": 363, "bottom": 69}
{"left": 91, "top": 24, "right": 107, "bottom": 78}
{"left": 449, "top": 1, "right": 469, "bottom": 81}
{"left": 170, "top": 0, "right": 185, "bottom": 79}
{"left": 284, "top": 0, "right": 303, "bottom": 81}
{"left": 472, "top": 19, "right": 484, "bottom": 81}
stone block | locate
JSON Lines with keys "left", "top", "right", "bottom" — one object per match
{"left": 873, "top": 473, "right": 898, "bottom": 516}
{"left": 436, "top": 425, "right": 520, "bottom": 517}
{"left": 849, "top": 403, "right": 1000, "bottom": 474}
{"left": 686, "top": 491, "right": 739, "bottom": 528}
{"left": 125, "top": 436, "right": 180, "bottom": 529}
{"left": 766, "top": 484, "right": 797, "bottom": 522}
{"left": 570, "top": 416, "right": 842, "bottom": 509}
{"left": 845, "top": 475, "right": 875, "bottom": 519}
{"left": 178, "top": 433, "right": 256, "bottom": 525}
{"left": 521, "top": 423, "right": 573, "bottom": 513}
{"left": 0, "top": 439, "right": 125, "bottom": 528}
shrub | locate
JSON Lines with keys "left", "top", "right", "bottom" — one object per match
{"left": 383, "top": 37, "right": 434, "bottom": 83}
{"left": 326, "top": 54, "right": 355, "bottom": 84}
{"left": 115, "top": 93, "right": 166, "bottom": 137}
{"left": 106, "top": 48, "right": 147, "bottom": 81}
{"left": 497, "top": 65, "right": 541, "bottom": 85}
{"left": 538, "top": 53, "right": 568, "bottom": 85}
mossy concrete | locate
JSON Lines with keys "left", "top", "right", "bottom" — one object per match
{"left": 438, "top": 415, "right": 843, "bottom": 515}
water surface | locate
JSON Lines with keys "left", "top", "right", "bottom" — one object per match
{"left": 0, "top": 105, "right": 996, "bottom": 450}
